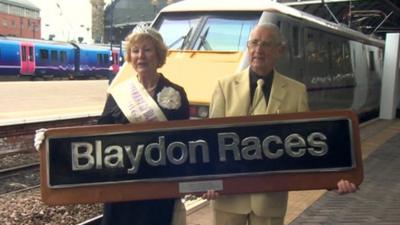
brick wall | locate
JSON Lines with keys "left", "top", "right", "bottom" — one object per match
{"left": 0, "top": 117, "right": 98, "bottom": 155}
{"left": 0, "top": 12, "right": 41, "bottom": 39}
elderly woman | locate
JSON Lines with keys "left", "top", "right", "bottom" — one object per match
{"left": 98, "top": 25, "right": 189, "bottom": 225}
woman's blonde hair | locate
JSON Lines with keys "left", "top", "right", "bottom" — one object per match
{"left": 124, "top": 24, "right": 168, "bottom": 67}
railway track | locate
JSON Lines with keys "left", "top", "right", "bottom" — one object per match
{"left": 0, "top": 163, "right": 40, "bottom": 196}
{"left": 0, "top": 116, "right": 104, "bottom": 224}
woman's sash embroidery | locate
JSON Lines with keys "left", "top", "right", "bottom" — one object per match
{"left": 107, "top": 62, "right": 166, "bottom": 122}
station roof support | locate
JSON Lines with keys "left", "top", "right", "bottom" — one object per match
{"left": 380, "top": 33, "right": 400, "bottom": 119}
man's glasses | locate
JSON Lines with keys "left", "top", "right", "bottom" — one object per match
{"left": 247, "top": 39, "right": 280, "bottom": 50}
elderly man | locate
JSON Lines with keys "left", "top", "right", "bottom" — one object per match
{"left": 203, "top": 23, "right": 357, "bottom": 225}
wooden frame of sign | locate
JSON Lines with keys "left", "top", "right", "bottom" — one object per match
{"left": 39, "top": 110, "right": 362, "bottom": 205}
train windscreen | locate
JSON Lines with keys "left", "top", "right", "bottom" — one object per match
{"left": 154, "top": 12, "right": 261, "bottom": 51}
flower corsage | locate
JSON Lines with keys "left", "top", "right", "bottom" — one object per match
{"left": 157, "top": 87, "right": 182, "bottom": 110}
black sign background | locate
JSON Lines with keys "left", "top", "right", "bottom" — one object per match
{"left": 47, "top": 118, "right": 354, "bottom": 188}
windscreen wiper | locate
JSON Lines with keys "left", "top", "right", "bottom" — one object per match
{"left": 167, "top": 27, "right": 193, "bottom": 49}
{"left": 197, "top": 27, "right": 211, "bottom": 50}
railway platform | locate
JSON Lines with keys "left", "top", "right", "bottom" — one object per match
{"left": 1, "top": 81, "right": 399, "bottom": 224}
{"left": 0, "top": 80, "right": 108, "bottom": 125}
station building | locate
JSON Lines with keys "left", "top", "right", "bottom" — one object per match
{"left": 99, "top": 0, "right": 179, "bottom": 44}
{"left": 0, "top": 0, "right": 40, "bottom": 39}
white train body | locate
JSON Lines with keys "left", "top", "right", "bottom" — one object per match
{"left": 152, "top": 0, "right": 384, "bottom": 119}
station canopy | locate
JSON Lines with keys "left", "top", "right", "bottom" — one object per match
{"left": 279, "top": 0, "right": 400, "bottom": 39}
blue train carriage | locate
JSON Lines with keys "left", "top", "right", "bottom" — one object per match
{"left": 72, "top": 43, "right": 110, "bottom": 78}
{"left": 89, "top": 43, "right": 124, "bottom": 80}
{"left": 0, "top": 36, "right": 76, "bottom": 78}
{"left": 152, "top": 0, "right": 385, "bottom": 119}
{"left": 34, "top": 40, "right": 75, "bottom": 78}
{"left": 0, "top": 37, "right": 22, "bottom": 75}
{"left": 72, "top": 44, "right": 120, "bottom": 79}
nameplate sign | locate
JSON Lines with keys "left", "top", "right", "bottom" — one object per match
{"left": 39, "top": 110, "right": 363, "bottom": 205}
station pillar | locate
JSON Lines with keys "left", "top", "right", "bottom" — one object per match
{"left": 380, "top": 33, "right": 400, "bottom": 120}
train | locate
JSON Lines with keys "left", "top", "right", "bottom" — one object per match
{"left": 151, "top": 0, "right": 386, "bottom": 120}
{"left": 0, "top": 36, "right": 123, "bottom": 79}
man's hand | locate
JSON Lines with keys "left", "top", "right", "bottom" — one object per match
{"left": 201, "top": 190, "right": 220, "bottom": 200}
{"left": 336, "top": 179, "right": 358, "bottom": 194}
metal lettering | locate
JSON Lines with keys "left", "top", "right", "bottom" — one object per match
{"left": 95, "top": 140, "right": 102, "bottom": 169}
{"left": 125, "top": 145, "right": 144, "bottom": 174}
{"left": 68, "top": 132, "right": 329, "bottom": 177}
{"left": 104, "top": 145, "right": 124, "bottom": 168}
{"left": 307, "top": 132, "right": 328, "bottom": 156}
{"left": 218, "top": 132, "right": 241, "bottom": 161}
{"left": 262, "top": 135, "right": 284, "bottom": 159}
{"left": 71, "top": 142, "right": 94, "bottom": 171}
{"left": 241, "top": 136, "right": 262, "bottom": 160}
{"left": 145, "top": 136, "right": 166, "bottom": 166}
{"left": 188, "top": 140, "right": 210, "bottom": 164}
{"left": 167, "top": 142, "right": 188, "bottom": 165}
{"left": 285, "top": 133, "right": 306, "bottom": 157}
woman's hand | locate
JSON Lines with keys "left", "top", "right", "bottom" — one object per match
{"left": 34, "top": 128, "right": 47, "bottom": 151}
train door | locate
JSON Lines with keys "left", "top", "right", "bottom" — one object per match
{"left": 20, "top": 42, "right": 35, "bottom": 75}
{"left": 112, "top": 50, "right": 119, "bottom": 73}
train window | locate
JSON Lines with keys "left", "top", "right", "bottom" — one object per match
{"left": 97, "top": 54, "right": 103, "bottom": 65}
{"left": 368, "top": 51, "right": 376, "bottom": 71}
{"left": 304, "top": 28, "right": 331, "bottom": 88}
{"left": 156, "top": 12, "right": 260, "bottom": 51}
{"left": 330, "top": 41, "right": 340, "bottom": 71}
{"left": 51, "top": 50, "right": 58, "bottom": 62}
{"left": 60, "top": 51, "right": 67, "bottom": 63}
{"left": 21, "top": 46, "right": 27, "bottom": 61}
{"left": 156, "top": 13, "right": 201, "bottom": 50}
{"left": 328, "top": 37, "right": 352, "bottom": 75}
{"left": 341, "top": 42, "right": 352, "bottom": 73}
{"left": 29, "top": 46, "right": 33, "bottom": 61}
{"left": 305, "top": 30, "right": 327, "bottom": 65}
{"left": 104, "top": 54, "right": 109, "bottom": 64}
{"left": 326, "top": 41, "right": 332, "bottom": 69}
{"left": 292, "top": 26, "right": 299, "bottom": 57}
{"left": 276, "top": 21, "right": 281, "bottom": 29}
{"left": 40, "top": 49, "right": 49, "bottom": 60}
{"left": 193, "top": 15, "right": 259, "bottom": 51}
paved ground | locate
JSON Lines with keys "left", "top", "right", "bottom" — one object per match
{"left": 290, "top": 131, "right": 400, "bottom": 225}
{"left": 186, "top": 119, "right": 400, "bottom": 225}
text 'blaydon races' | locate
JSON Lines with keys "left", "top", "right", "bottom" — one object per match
{"left": 71, "top": 132, "right": 328, "bottom": 174}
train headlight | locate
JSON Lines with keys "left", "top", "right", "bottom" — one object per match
{"left": 198, "top": 106, "right": 209, "bottom": 118}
